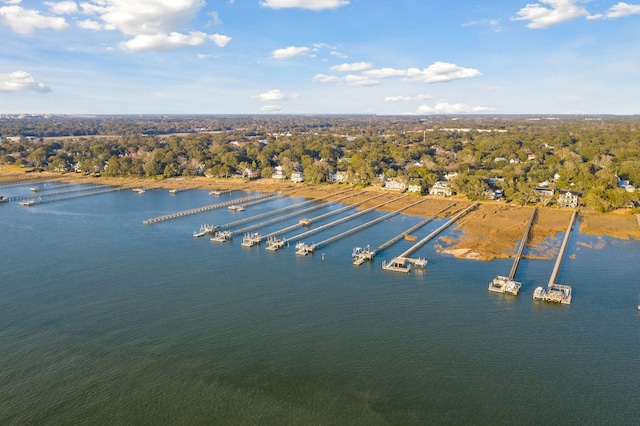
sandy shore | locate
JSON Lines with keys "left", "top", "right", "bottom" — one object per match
{"left": 2, "top": 168, "right": 639, "bottom": 260}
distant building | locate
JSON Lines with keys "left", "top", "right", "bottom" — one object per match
{"left": 242, "top": 167, "right": 261, "bottom": 180}
{"left": 271, "top": 165, "right": 287, "bottom": 180}
{"left": 291, "top": 171, "right": 305, "bottom": 183}
{"left": 558, "top": 190, "right": 579, "bottom": 208}
{"left": 429, "top": 181, "right": 452, "bottom": 197}
{"left": 533, "top": 187, "right": 555, "bottom": 202}
{"left": 383, "top": 179, "right": 407, "bottom": 192}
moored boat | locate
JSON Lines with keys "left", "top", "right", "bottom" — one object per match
{"left": 0, "top": 195, "right": 8, "bottom": 203}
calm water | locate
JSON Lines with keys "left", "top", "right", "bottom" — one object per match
{"left": 1, "top": 183, "right": 639, "bottom": 425}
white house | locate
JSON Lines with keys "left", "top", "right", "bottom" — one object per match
{"left": 558, "top": 190, "right": 579, "bottom": 208}
{"left": 429, "top": 181, "right": 452, "bottom": 196}
{"left": 271, "top": 165, "right": 287, "bottom": 180}
{"left": 383, "top": 179, "right": 407, "bottom": 192}
{"left": 291, "top": 171, "right": 305, "bottom": 183}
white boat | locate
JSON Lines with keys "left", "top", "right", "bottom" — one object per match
{"left": 489, "top": 276, "right": 521, "bottom": 295}
{"left": 132, "top": 188, "right": 145, "bottom": 193}
{"left": 532, "top": 286, "right": 546, "bottom": 300}
{"left": 0, "top": 195, "right": 8, "bottom": 203}
{"left": 20, "top": 199, "right": 35, "bottom": 206}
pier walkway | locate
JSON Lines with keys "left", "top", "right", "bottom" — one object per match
{"left": 287, "top": 195, "right": 408, "bottom": 253}
{"left": 262, "top": 193, "right": 385, "bottom": 243}
{"left": 313, "top": 197, "right": 427, "bottom": 251}
{"left": 352, "top": 202, "right": 457, "bottom": 265}
{"left": 19, "top": 186, "right": 123, "bottom": 206}
{"left": 231, "top": 192, "right": 357, "bottom": 236}
{"left": 488, "top": 207, "right": 537, "bottom": 296}
{"left": 8, "top": 185, "right": 98, "bottom": 202}
{"left": 143, "top": 192, "right": 278, "bottom": 224}
{"left": 533, "top": 210, "right": 576, "bottom": 305}
{"left": 213, "top": 189, "right": 354, "bottom": 232}
{"left": 382, "top": 202, "right": 478, "bottom": 273}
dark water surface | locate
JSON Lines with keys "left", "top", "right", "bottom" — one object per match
{"left": 1, "top": 184, "right": 639, "bottom": 424}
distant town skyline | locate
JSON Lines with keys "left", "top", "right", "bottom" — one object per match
{"left": 1, "top": 0, "right": 639, "bottom": 115}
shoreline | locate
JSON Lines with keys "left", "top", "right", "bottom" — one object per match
{"left": 2, "top": 168, "right": 639, "bottom": 260}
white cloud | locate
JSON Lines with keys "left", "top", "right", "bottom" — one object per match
{"left": 209, "top": 33, "right": 231, "bottom": 47}
{"left": 0, "top": 5, "right": 67, "bottom": 34}
{"left": 252, "top": 89, "right": 288, "bottom": 102}
{"left": 330, "top": 62, "right": 373, "bottom": 72}
{"left": 344, "top": 74, "right": 379, "bottom": 87}
{"left": 260, "top": 0, "right": 349, "bottom": 11}
{"left": 271, "top": 46, "right": 309, "bottom": 59}
{"left": 2, "top": 0, "right": 22, "bottom": 4}
{"left": 45, "top": 1, "right": 78, "bottom": 15}
{"left": 512, "top": 0, "right": 589, "bottom": 28}
{"left": 385, "top": 94, "right": 432, "bottom": 102}
{"left": 406, "top": 62, "right": 481, "bottom": 83}
{"left": 417, "top": 102, "right": 493, "bottom": 114}
{"left": 76, "top": 0, "right": 230, "bottom": 51}
{"left": 364, "top": 62, "right": 481, "bottom": 83}
{"left": 606, "top": 2, "right": 640, "bottom": 18}
{"left": 363, "top": 67, "right": 408, "bottom": 79}
{"left": 0, "top": 71, "right": 51, "bottom": 93}
{"left": 329, "top": 51, "right": 348, "bottom": 59}
{"left": 120, "top": 32, "right": 211, "bottom": 51}
{"left": 313, "top": 73, "right": 340, "bottom": 83}
{"left": 77, "top": 18, "right": 101, "bottom": 30}
{"left": 82, "top": 0, "right": 204, "bottom": 36}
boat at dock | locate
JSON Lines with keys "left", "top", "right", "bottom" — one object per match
{"left": 241, "top": 232, "right": 262, "bottom": 247}
{"left": 265, "top": 236, "right": 286, "bottom": 251}
{"left": 382, "top": 257, "right": 411, "bottom": 273}
{"left": 533, "top": 284, "right": 572, "bottom": 304}
{"left": 193, "top": 225, "right": 216, "bottom": 238}
{"left": 132, "top": 188, "right": 145, "bottom": 193}
{"left": 20, "top": 199, "right": 35, "bottom": 206}
{"left": 0, "top": 195, "right": 8, "bottom": 203}
{"left": 169, "top": 189, "right": 178, "bottom": 194}
{"left": 228, "top": 205, "right": 245, "bottom": 211}
{"left": 295, "top": 242, "right": 314, "bottom": 256}
{"left": 210, "top": 231, "right": 232, "bottom": 242}
{"left": 488, "top": 276, "right": 522, "bottom": 295}
{"left": 209, "top": 190, "right": 222, "bottom": 195}
{"left": 30, "top": 187, "right": 41, "bottom": 192}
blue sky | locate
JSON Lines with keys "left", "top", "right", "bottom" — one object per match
{"left": 1, "top": 0, "right": 639, "bottom": 114}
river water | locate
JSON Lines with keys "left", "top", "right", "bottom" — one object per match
{"left": 1, "top": 183, "right": 639, "bottom": 424}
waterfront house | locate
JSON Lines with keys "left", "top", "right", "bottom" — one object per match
{"left": 558, "top": 190, "right": 579, "bottom": 208}
{"left": 271, "top": 165, "right": 287, "bottom": 180}
{"left": 429, "top": 181, "right": 452, "bottom": 197}
{"left": 291, "top": 171, "right": 305, "bottom": 183}
{"left": 242, "top": 167, "right": 261, "bottom": 180}
{"left": 383, "top": 179, "right": 407, "bottom": 192}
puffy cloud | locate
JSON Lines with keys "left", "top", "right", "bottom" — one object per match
{"left": 605, "top": 2, "right": 640, "bottom": 18}
{"left": 252, "top": 89, "right": 292, "bottom": 102}
{"left": 77, "top": 18, "right": 101, "bottom": 30}
{"left": 260, "top": 0, "right": 349, "bottom": 10}
{"left": 406, "top": 62, "right": 481, "bottom": 83}
{"left": 417, "top": 102, "right": 493, "bottom": 114}
{"left": 363, "top": 67, "right": 408, "bottom": 79}
{"left": 330, "top": 62, "right": 373, "bottom": 72}
{"left": 45, "top": 1, "right": 78, "bottom": 15}
{"left": 0, "top": 71, "right": 51, "bottom": 93}
{"left": 512, "top": 0, "right": 589, "bottom": 28}
{"left": 0, "top": 5, "right": 67, "bottom": 34}
{"left": 344, "top": 74, "right": 379, "bottom": 87}
{"left": 209, "top": 33, "right": 231, "bottom": 47}
{"left": 78, "top": 0, "right": 230, "bottom": 51}
{"left": 120, "top": 31, "right": 213, "bottom": 51}
{"left": 82, "top": 0, "right": 204, "bottom": 36}
{"left": 271, "top": 46, "right": 309, "bottom": 59}
{"left": 312, "top": 74, "right": 341, "bottom": 83}
{"left": 365, "top": 62, "right": 481, "bottom": 83}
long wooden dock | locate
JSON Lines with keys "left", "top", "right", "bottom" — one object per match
{"left": 211, "top": 189, "right": 355, "bottom": 233}
{"left": 261, "top": 193, "right": 386, "bottom": 244}
{"left": 531, "top": 210, "right": 577, "bottom": 305}
{"left": 488, "top": 207, "right": 537, "bottom": 296}
{"left": 142, "top": 192, "right": 278, "bottom": 224}
{"left": 382, "top": 202, "right": 478, "bottom": 273}
{"left": 17, "top": 186, "right": 125, "bottom": 206}
{"left": 286, "top": 195, "right": 408, "bottom": 249}
{"left": 313, "top": 197, "right": 427, "bottom": 251}
{"left": 8, "top": 184, "right": 99, "bottom": 202}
